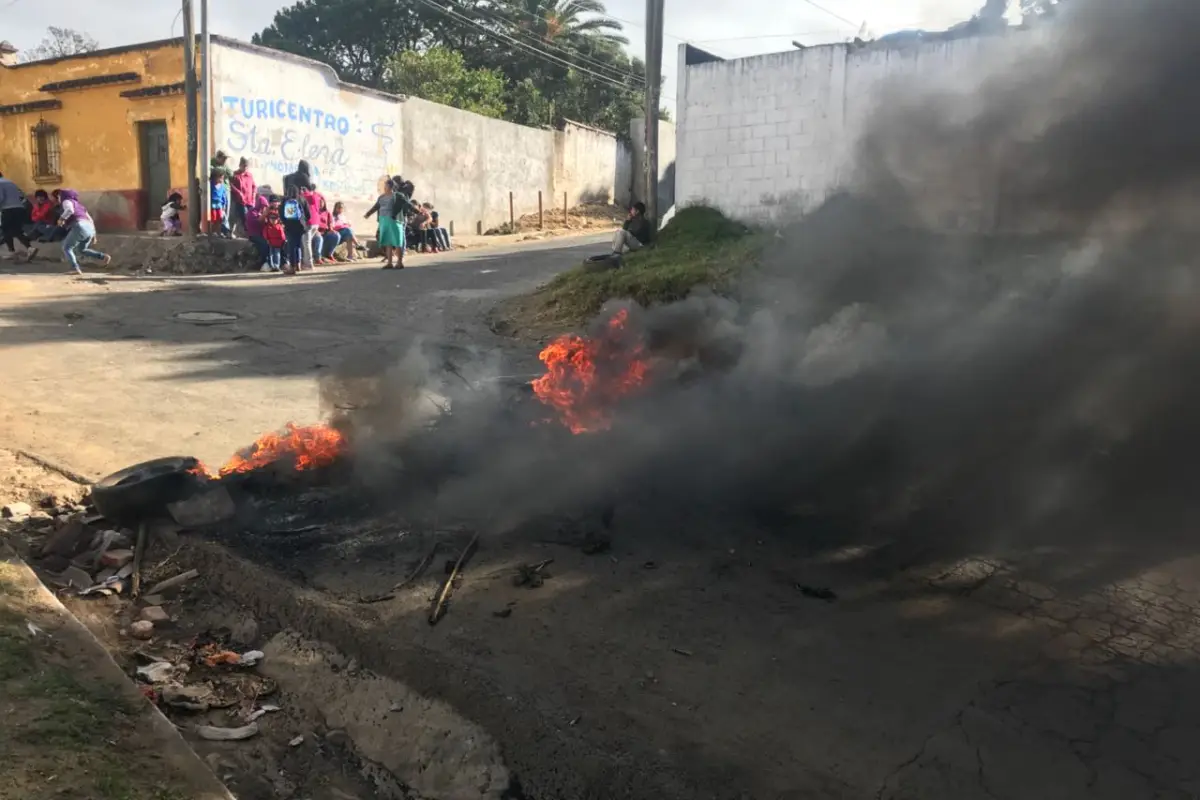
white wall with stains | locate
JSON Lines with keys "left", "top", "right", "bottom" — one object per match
{"left": 210, "top": 37, "right": 634, "bottom": 234}
{"left": 675, "top": 36, "right": 1001, "bottom": 223}
{"left": 211, "top": 38, "right": 402, "bottom": 218}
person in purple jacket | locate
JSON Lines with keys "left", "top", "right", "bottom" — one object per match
{"left": 57, "top": 189, "right": 111, "bottom": 275}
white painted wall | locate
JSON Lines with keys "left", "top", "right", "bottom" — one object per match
{"left": 675, "top": 36, "right": 1003, "bottom": 223}
{"left": 209, "top": 38, "right": 635, "bottom": 234}
{"left": 211, "top": 38, "right": 402, "bottom": 218}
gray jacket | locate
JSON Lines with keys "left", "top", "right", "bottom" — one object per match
{"left": 0, "top": 178, "right": 26, "bottom": 211}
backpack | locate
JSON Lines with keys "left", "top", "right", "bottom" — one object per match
{"left": 282, "top": 198, "right": 302, "bottom": 221}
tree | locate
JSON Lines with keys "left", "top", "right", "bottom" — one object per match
{"left": 253, "top": 0, "right": 450, "bottom": 88}
{"left": 253, "top": 0, "right": 647, "bottom": 135}
{"left": 384, "top": 47, "right": 507, "bottom": 118}
{"left": 20, "top": 27, "right": 99, "bottom": 62}
{"left": 501, "top": 0, "right": 627, "bottom": 48}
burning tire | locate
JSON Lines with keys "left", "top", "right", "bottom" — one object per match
{"left": 91, "top": 456, "right": 206, "bottom": 522}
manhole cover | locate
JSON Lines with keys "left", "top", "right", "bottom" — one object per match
{"left": 174, "top": 311, "right": 240, "bottom": 324}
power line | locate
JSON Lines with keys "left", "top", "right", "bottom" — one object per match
{"left": 442, "top": 0, "right": 645, "bottom": 85}
{"left": 413, "top": 0, "right": 643, "bottom": 92}
{"left": 693, "top": 30, "right": 847, "bottom": 43}
{"left": 798, "top": 0, "right": 861, "bottom": 29}
{"left": 492, "top": 1, "right": 690, "bottom": 48}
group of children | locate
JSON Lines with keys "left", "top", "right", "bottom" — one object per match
{"left": 156, "top": 157, "right": 453, "bottom": 274}
{"left": 261, "top": 188, "right": 363, "bottom": 274}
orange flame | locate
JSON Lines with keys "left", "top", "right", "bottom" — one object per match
{"left": 191, "top": 423, "right": 347, "bottom": 479}
{"left": 531, "top": 309, "right": 649, "bottom": 434}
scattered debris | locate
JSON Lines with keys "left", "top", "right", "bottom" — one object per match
{"left": 2, "top": 501, "right": 32, "bottom": 519}
{"left": 513, "top": 559, "right": 553, "bottom": 588}
{"left": 196, "top": 723, "right": 260, "bottom": 742}
{"left": 569, "top": 715, "right": 582, "bottom": 726}
{"left": 643, "top": 561, "right": 658, "bottom": 570}
{"left": 671, "top": 647, "right": 694, "bottom": 658}
{"left": 797, "top": 585, "right": 837, "bottom": 602}
{"left": 130, "top": 620, "right": 155, "bottom": 639}
{"left": 145, "top": 568, "right": 199, "bottom": 596}
{"left": 136, "top": 662, "right": 178, "bottom": 684}
{"left": 246, "top": 704, "right": 280, "bottom": 722}
{"left": 161, "top": 684, "right": 211, "bottom": 712}
{"left": 288, "top": 735, "right": 305, "bottom": 747}
{"left": 493, "top": 608, "right": 513, "bottom": 619}
{"left": 167, "top": 485, "right": 235, "bottom": 527}
{"left": 239, "top": 650, "right": 265, "bottom": 667}
{"left": 41, "top": 519, "right": 92, "bottom": 558}
{"left": 429, "top": 533, "right": 479, "bottom": 625}
{"left": 25, "top": 620, "right": 45, "bottom": 637}
{"left": 142, "top": 593, "right": 166, "bottom": 606}
{"left": 99, "top": 548, "right": 134, "bottom": 568}
{"left": 140, "top": 606, "right": 171, "bottom": 624}
{"left": 200, "top": 646, "right": 264, "bottom": 668}
{"left": 55, "top": 565, "right": 94, "bottom": 590}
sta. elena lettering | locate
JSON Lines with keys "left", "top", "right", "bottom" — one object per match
{"left": 226, "top": 119, "right": 349, "bottom": 169}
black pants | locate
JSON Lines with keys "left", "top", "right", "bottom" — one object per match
{"left": 1, "top": 207, "right": 31, "bottom": 252}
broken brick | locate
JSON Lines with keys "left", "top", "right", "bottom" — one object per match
{"left": 99, "top": 549, "right": 134, "bottom": 568}
{"left": 139, "top": 606, "right": 171, "bottom": 624}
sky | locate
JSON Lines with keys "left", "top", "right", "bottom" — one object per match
{"left": 2, "top": 0, "right": 1002, "bottom": 113}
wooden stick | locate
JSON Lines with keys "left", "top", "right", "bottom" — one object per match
{"left": 428, "top": 533, "right": 479, "bottom": 625}
{"left": 538, "top": 190, "right": 544, "bottom": 230}
{"left": 144, "top": 568, "right": 199, "bottom": 596}
{"left": 360, "top": 540, "right": 440, "bottom": 604}
{"left": 14, "top": 449, "right": 94, "bottom": 485}
{"left": 509, "top": 192, "right": 515, "bottom": 231}
{"left": 131, "top": 520, "right": 147, "bottom": 598}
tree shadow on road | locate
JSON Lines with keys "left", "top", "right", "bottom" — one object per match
{"left": 0, "top": 240, "right": 602, "bottom": 384}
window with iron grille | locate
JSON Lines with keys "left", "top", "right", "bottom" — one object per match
{"left": 30, "top": 120, "right": 61, "bottom": 181}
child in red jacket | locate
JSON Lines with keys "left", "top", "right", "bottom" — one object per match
{"left": 261, "top": 197, "right": 286, "bottom": 273}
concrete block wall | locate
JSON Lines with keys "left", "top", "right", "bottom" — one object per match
{"left": 675, "top": 36, "right": 999, "bottom": 224}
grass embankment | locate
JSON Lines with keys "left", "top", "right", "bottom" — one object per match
{"left": 493, "top": 206, "right": 764, "bottom": 339}
{"left": 0, "top": 561, "right": 189, "bottom": 800}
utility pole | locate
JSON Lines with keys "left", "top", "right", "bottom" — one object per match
{"left": 200, "top": 0, "right": 211, "bottom": 234}
{"left": 182, "top": 0, "right": 200, "bottom": 236}
{"left": 643, "top": 0, "right": 665, "bottom": 230}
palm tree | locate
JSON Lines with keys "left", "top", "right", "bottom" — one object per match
{"left": 502, "top": 0, "right": 629, "bottom": 49}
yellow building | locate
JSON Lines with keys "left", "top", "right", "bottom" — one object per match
{"left": 0, "top": 38, "right": 191, "bottom": 231}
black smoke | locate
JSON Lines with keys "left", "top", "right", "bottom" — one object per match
{"left": 335, "top": 0, "right": 1200, "bottom": 562}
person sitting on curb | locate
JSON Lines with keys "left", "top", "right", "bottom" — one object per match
{"left": 611, "top": 202, "right": 652, "bottom": 255}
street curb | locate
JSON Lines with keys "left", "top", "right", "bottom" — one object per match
{"left": 0, "top": 542, "right": 236, "bottom": 800}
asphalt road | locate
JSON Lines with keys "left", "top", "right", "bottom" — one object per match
{"left": 0, "top": 234, "right": 608, "bottom": 477}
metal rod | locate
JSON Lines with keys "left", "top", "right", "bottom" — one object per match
{"left": 181, "top": 0, "right": 200, "bottom": 236}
